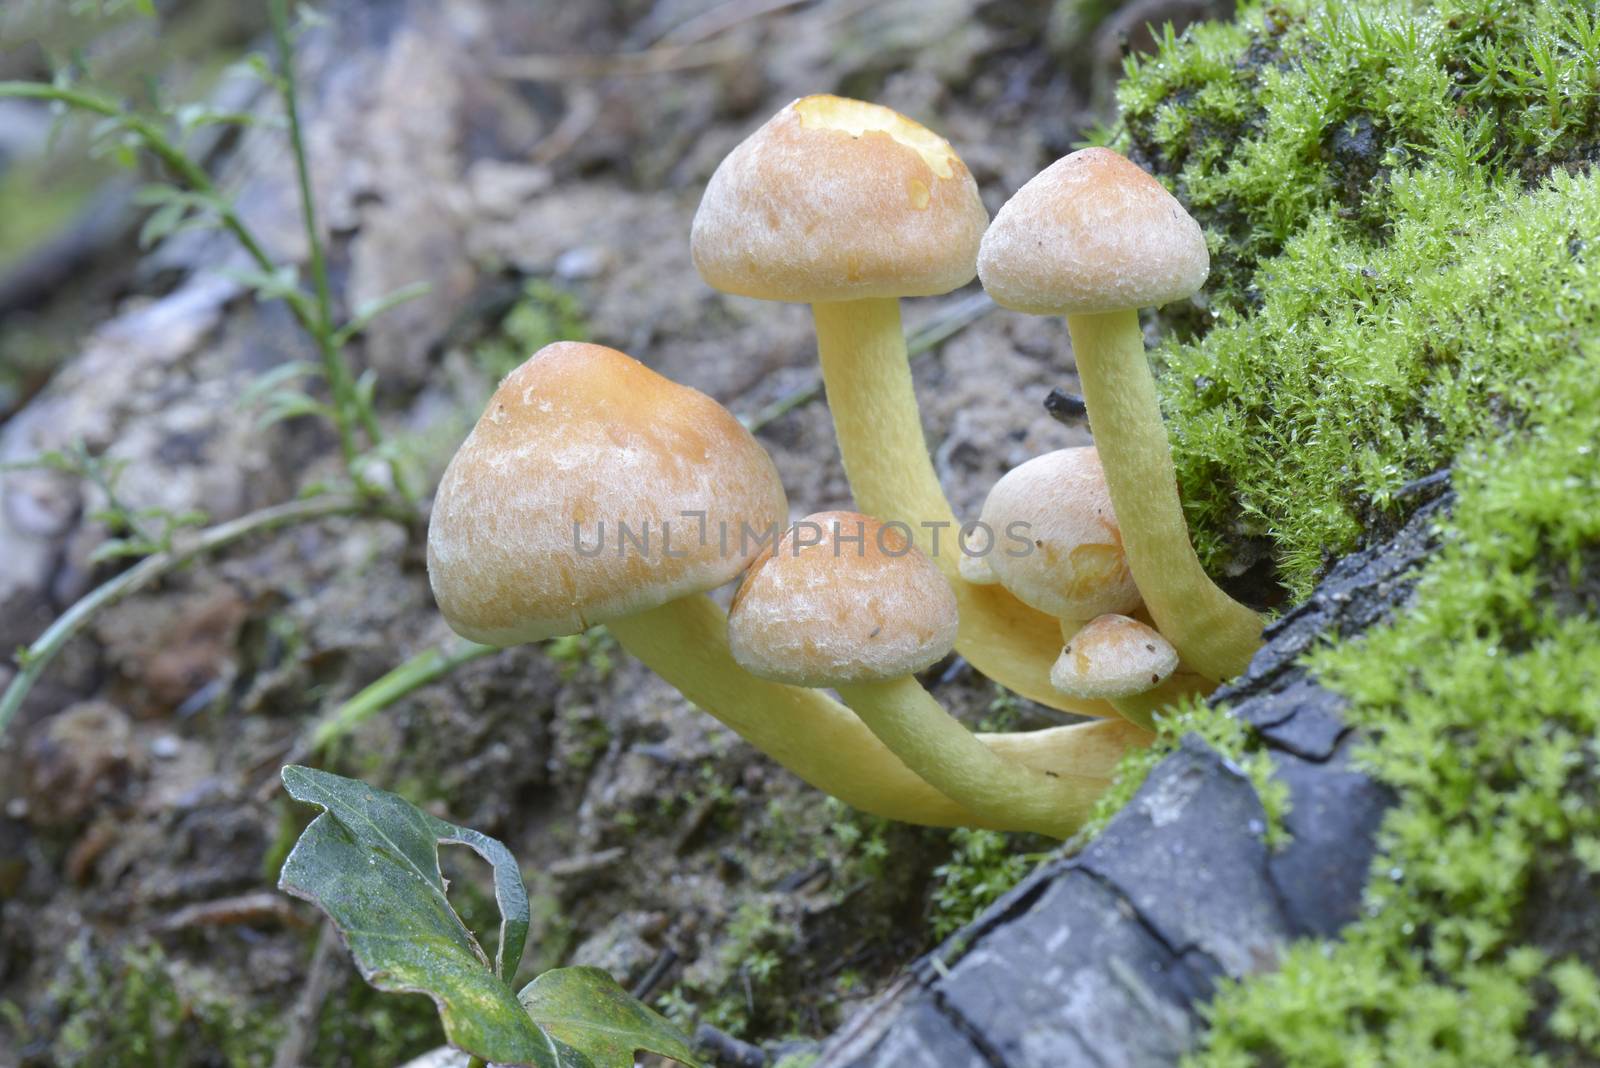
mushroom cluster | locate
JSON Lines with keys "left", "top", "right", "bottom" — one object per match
{"left": 426, "top": 95, "right": 1264, "bottom": 838}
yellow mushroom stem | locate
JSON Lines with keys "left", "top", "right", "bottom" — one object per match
{"left": 835, "top": 676, "right": 1107, "bottom": 838}
{"left": 811, "top": 297, "right": 1115, "bottom": 717}
{"left": 1065, "top": 309, "right": 1266, "bottom": 680}
{"left": 606, "top": 593, "right": 1149, "bottom": 828}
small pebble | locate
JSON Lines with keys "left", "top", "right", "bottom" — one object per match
{"left": 554, "top": 245, "right": 609, "bottom": 281}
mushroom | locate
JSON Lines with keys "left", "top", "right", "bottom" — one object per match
{"left": 978, "top": 447, "right": 1203, "bottom": 728}
{"left": 429, "top": 342, "right": 1145, "bottom": 828}
{"left": 978, "top": 148, "right": 1265, "bottom": 681}
{"left": 692, "top": 94, "right": 1101, "bottom": 716}
{"left": 1052, "top": 614, "right": 1208, "bottom": 729}
{"left": 729, "top": 511, "right": 1112, "bottom": 839}
{"left": 977, "top": 447, "right": 1142, "bottom": 634}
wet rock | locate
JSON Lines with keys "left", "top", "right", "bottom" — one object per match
{"left": 822, "top": 984, "right": 993, "bottom": 1068}
{"left": 936, "top": 869, "right": 1206, "bottom": 1067}
{"left": 1077, "top": 739, "right": 1292, "bottom": 979}
{"left": 568, "top": 910, "right": 669, "bottom": 990}
{"left": 1266, "top": 741, "right": 1394, "bottom": 938}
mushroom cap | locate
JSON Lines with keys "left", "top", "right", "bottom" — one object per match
{"left": 728, "top": 511, "right": 959, "bottom": 687}
{"left": 427, "top": 342, "right": 789, "bottom": 645}
{"left": 691, "top": 95, "right": 989, "bottom": 303}
{"left": 978, "top": 446, "right": 1142, "bottom": 620}
{"left": 978, "top": 147, "right": 1209, "bottom": 315}
{"left": 1050, "top": 614, "right": 1179, "bottom": 699}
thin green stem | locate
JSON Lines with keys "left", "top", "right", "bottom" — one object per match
{"left": 306, "top": 638, "right": 497, "bottom": 754}
{"left": 0, "top": 82, "right": 294, "bottom": 312}
{"left": 266, "top": 1, "right": 366, "bottom": 479}
{"left": 2, "top": 69, "right": 416, "bottom": 507}
{"left": 0, "top": 495, "right": 376, "bottom": 739}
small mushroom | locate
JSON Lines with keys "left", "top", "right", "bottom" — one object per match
{"left": 429, "top": 342, "right": 1140, "bottom": 827}
{"left": 1050, "top": 615, "right": 1179, "bottom": 700}
{"left": 978, "top": 447, "right": 1197, "bottom": 728}
{"left": 978, "top": 148, "right": 1264, "bottom": 681}
{"left": 977, "top": 447, "right": 1142, "bottom": 628}
{"left": 693, "top": 95, "right": 1098, "bottom": 716}
{"left": 729, "top": 512, "right": 1113, "bottom": 839}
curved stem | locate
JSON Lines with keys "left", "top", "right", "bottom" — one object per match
{"left": 836, "top": 676, "right": 1106, "bottom": 838}
{"left": 606, "top": 595, "right": 1147, "bottom": 828}
{"left": 811, "top": 298, "right": 1115, "bottom": 717}
{"left": 1066, "top": 309, "right": 1265, "bottom": 680}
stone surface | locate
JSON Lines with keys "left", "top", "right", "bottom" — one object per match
{"left": 813, "top": 499, "right": 1449, "bottom": 1068}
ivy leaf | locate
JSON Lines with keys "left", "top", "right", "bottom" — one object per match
{"left": 277, "top": 767, "right": 568, "bottom": 1065}
{"left": 519, "top": 967, "right": 705, "bottom": 1068}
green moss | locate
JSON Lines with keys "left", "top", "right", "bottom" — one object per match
{"left": 473, "top": 280, "right": 589, "bottom": 381}
{"left": 1102, "top": 0, "right": 1600, "bottom": 1061}
{"left": 927, "top": 829, "right": 1044, "bottom": 940}
{"left": 1192, "top": 336, "right": 1600, "bottom": 1066}
{"left": 1114, "top": 0, "right": 1600, "bottom": 596}
{"left": 27, "top": 937, "right": 283, "bottom": 1067}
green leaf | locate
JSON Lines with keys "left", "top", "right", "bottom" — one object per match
{"left": 256, "top": 389, "right": 333, "bottom": 428}
{"left": 238, "top": 361, "right": 322, "bottom": 409}
{"left": 519, "top": 968, "right": 704, "bottom": 1068}
{"left": 277, "top": 767, "right": 565, "bottom": 1065}
{"left": 88, "top": 537, "right": 157, "bottom": 564}
{"left": 138, "top": 200, "right": 186, "bottom": 248}
{"left": 332, "top": 281, "right": 432, "bottom": 347}
{"left": 222, "top": 264, "right": 302, "bottom": 304}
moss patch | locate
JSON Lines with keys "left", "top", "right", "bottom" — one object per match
{"left": 1102, "top": 0, "right": 1600, "bottom": 1061}
{"left": 1114, "top": 0, "right": 1600, "bottom": 597}
{"left": 1192, "top": 290, "right": 1600, "bottom": 1067}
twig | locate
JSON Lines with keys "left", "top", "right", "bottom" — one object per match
{"left": 272, "top": 921, "right": 342, "bottom": 1068}
{"left": 694, "top": 1023, "right": 766, "bottom": 1068}
{"left": 529, "top": 86, "right": 601, "bottom": 167}
{"left": 740, "top": 292, "right": 995, "bottom": 433}
{"left": 158, "top": 891, "right": 307, "bottom": 931}
{"left": 547, "top": 847, "right": 627, "bottom": 879}
{"left": 630, "top": 946, "right": 679, "bottom": 1000}
{"left": 0, "top": 494, "right": 375, "bottom": 740}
